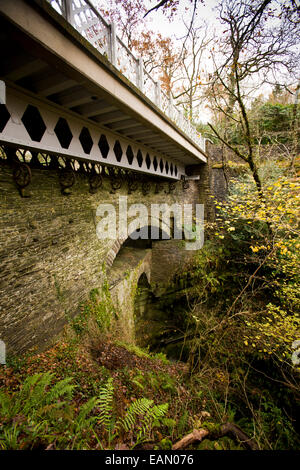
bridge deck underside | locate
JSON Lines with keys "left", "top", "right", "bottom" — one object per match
{"left": 0, "top": 1, "right": 206, "bottom": 180}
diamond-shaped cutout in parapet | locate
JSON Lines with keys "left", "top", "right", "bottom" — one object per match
{"left": 79, "top": 127, "right": 93, "bottom": 154}
{"left": 126, "top": 145, "right": 134, "bottom": 165}
{"left": 54, "top": 117, "right": 73, "bottom": 149}
{"left": 175, "top": 165, "right": 177, "bottom": 176}
{"left": 170, "top": 163, "right": 173, "bottom": 175}
{"left": 21, "top": 105, "right": 46, "bottom": 142}
{"left": 98, "top": 134, "right": 109, "bottom": 158}
{"left": 137, "top": 149, "right": 143, "bottom": 168}
{"left": 153, "top": 156, "right": 158, "bottom": 171}
{"left": 0, "top": 105, "right": 11, "bottom": 133}
{"left": 113, "top": 140, "right": 123, "bottom": 162}
{"left": 165, "top": 161, "right": 169, "bottom": 174}
{"left": 159, "top": 158, "right": 164, "bottom": 173}
{"left": 145, "top": 153, "right": 151, "bottom": 169}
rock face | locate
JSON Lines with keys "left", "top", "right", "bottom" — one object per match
{"left": 0, "top": 156, "right": 213, "bottom": 354}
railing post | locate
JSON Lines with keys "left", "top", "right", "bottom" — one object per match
{"left": 62, "top": 0, "right": 73, "bottom": 24}
{"left": 137, "top": 58, "right": 143, "bottom": 92}
{"left": 155, "top": 82, "right": 161, "bottom": 108}
{"left": 109, "top": 22, "right": 117, "bottom": 67}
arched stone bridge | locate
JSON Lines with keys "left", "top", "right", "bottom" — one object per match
{"left": 0, "top": 0, "right": 213, "bottom": 354}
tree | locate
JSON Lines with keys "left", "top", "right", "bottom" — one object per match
{"left": 206, "top": 0, "right": 300, "bottom": 197}
{"left": 172, "top": 20, "right": 213, "bottom": 120}
{"left": 98, "top": 0, "right": 183, "bottom": 97}
{"left": 132, "top": 32, "right": 182, "bottom": 96}
{"left": 98, "top": 0, "right": 147, "bottom": 47}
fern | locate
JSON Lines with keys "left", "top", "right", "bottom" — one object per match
{"left": 0, "top": 425, "right": 20, "bottom": 450}
{"left": 117, "top": 398, "right": 154, "bottom": 433}
{"left": 0, "top": 372, "right": 169, "bottom": 449}
{"left": 98, "top": 377, "right": 114, "bottom": 433}
{"left": 0, "top": 373, "right": 104, "bottom": 449}
{"left": 0, "top": 372, "right": 75, "bottom": 419}
{"left": 75, "top": 397, "right": 99, "bottom": 430}
{"left": 96, "top": 379, "right": 169, "bottom": 446}
{"left": 116, "top": 397, "right": 168, "bottom": 444}
{"left": 0, "top": 390, "right": 11, "bottom": 417}
{"left": 44, "top": 376, "right": 74, "bottom": 404}
{"left": 136, "top": 403, "right": 169, "bottom": 443}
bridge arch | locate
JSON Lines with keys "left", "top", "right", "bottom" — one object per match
{"left": 106, "top": 220, "right": 178, "bottom": 343}
{"left": 105, "top": 219, "right": 173, "bottom": 268}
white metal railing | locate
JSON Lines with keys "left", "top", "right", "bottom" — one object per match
{"left": 47, "top": 0, "right": 205, "bottom": 150}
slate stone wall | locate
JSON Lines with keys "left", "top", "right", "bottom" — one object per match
{"left": 0, "top": 155, "right": 212, "bottom": 354}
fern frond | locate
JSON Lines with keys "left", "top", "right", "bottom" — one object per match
{"left": 117, "top": 398, "right": 154, "bottom": 433}
{"left": 21, "top": 372, "right": 54, "bottom": 414}
{"left": 0, "top": 391, "right": 12, "bottom": 417}
{"left": 98, "top": 378, "right": 114, "bottom": 433}
{"left": 136, "top": 402, "right": 169, "bottom": 442}
{"left": 0, "top": 425, "right": 20, "bottom": 450}
{"left": 75, "top": 397, "right": 99, "bottom": 430}
{"left": 44, "top": 377, "right": 75, "bottom": 404}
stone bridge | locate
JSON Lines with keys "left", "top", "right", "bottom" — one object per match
{"left": 0, "top": 0, "right": 214, "bottom": 354}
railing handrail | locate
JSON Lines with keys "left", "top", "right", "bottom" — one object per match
{"left": 115, "top": 35, "right": 137, "bottom": 63}
{"left": 46, "top": 0, "right": 205, "bottom": 151}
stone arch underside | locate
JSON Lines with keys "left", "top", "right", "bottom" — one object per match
{"left": 105, "top": 216, "right": 172, "bottom": 268}
{"left": 106, "top": 218, "right": 193, "bottom": 344}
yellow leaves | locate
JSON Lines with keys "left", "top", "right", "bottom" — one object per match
{"left": 250, "top": 245, "right": 268, "bottom": 253}
{"left": 243, "top": 302, "right": 300, "bottom": 363}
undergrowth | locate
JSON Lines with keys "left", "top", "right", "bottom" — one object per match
{"left": 0, "top": 289, "right": 203, "bottom": 450}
